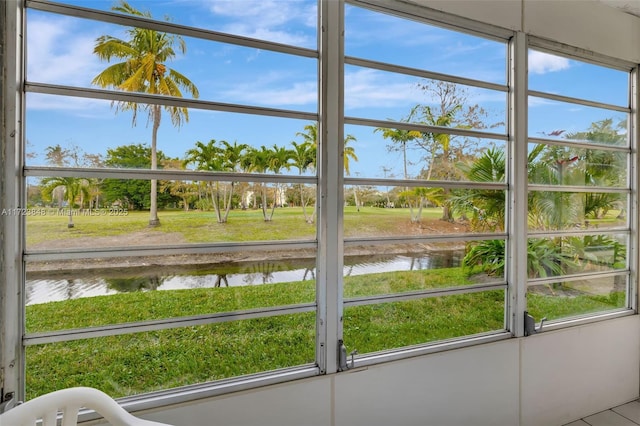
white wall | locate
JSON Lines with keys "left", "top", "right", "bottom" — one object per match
{"left": 137, "top": 316, "right": 639, "bottom": 426}
{"left": 418, "top": 0, "right": 640, "bottom": 63}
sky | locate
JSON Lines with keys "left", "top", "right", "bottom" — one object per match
{"left": 24, "top": 0, "right": 630, "bottom": 180}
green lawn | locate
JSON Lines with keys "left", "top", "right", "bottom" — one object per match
{"left": 23, "top": 206, "right": 627, "bottom": 398}
{"left": 26, "top": 206, "right": 447, "bottom": 247}
{"left": 25, "top": 267, "right": 624, "bottom": 399}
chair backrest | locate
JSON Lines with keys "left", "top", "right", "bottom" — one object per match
{"left": 0, "top": 387, "right": 172, "bottom": 426}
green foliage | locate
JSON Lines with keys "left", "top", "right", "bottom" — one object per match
{"left": 462, "top": 239, "right": 505, "bottom": 276}
{"left": 102, "top": 144, "right": 175, "bottom": 210}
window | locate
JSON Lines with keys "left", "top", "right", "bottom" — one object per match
{"left": 526, "top": 47, "right": 633, "bottom": 323}
{"left": 1, "top": 0, "right": 636, "bottom": 411}
{"left": 341, "top": 3, "right": 510, "bottom": 360}
{"left": 23, "top": 0, "right": 319, "bottom": 399}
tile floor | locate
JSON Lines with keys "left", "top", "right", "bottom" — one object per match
{"left": 565, "top": 400, "right": 640, "bottom": 426}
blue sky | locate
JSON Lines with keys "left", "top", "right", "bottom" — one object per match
{"left": 25, "top": 0, "right": 630, "bottom": 179}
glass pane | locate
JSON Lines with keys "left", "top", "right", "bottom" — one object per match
{"left": 526, "top": 235, "right": 628, "bottom": 280}
{"left": 26, "top": 186, "right": 318, "bottom": 249}
{"left": 527, "top": 191, "right": 627, "bottom": 231}
{"left": 529, "top": 98, "right": 628, "bottom": 147}
{"left": 343, "top": 290, "right": 505, "bottom": 355}
{"left": 26, "top": 255, "right": 317, "bottom": 332}
{"left": 27, "top": 10, "right": 316, "bottom": 104}
{"left": 527, "top": 276, "right": 627, "bottom": 322}
{"left": 343, "top": 188, "right": 505, "bottom": 237}
{"left": 28, "top": 1, "right": 317, "bottom": 49}
{"left": 528, "top": 50, "right": 628, "bottom": 106}
{"left": 344, "top": 67, "right": 506, "bottom": 134}
{"left": 528, "top": 143, "right": 627, "bottom": 187}
{"left": 25, "top": 93, "right": 317, "bottom": 173}
{"left": 343, "top": 240, "right": 504, "bottom": 299}
{"left": 345, "top": 5, "right": 506, "bottom": 84}
{"left": 26, "top": 312, "right": 316, "bottom": 399}
{"left": 344, "top": 121, "right": 506, "bottom": 180}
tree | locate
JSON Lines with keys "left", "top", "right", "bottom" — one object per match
{"left": 375, "top": 109, "right": 422, "bottom": 181}
{"left": 92, "top": 0, "right": 199, "bottom": 226}
{"left": 160, "top": 159, "right": 198, "bottom": 211}
{"left": 45, "top": 144, "right": 71, "bottom": 167}
{"left": 412, "top": 80, "right": 497, "bottom": 221}
{"left": 102, "top": 144, "right": 172, "bottom": 210}
{"left": 295, "top": 122, "right": 357, "bottom": 216}
{"left": 291, "top": 140, "right": 316, "bottom": 223}
{"left": 184, "top": 139, "right": 248, "bottom": 222}
{"left": 40, "top": 176, "right": 89, "bottom": 228}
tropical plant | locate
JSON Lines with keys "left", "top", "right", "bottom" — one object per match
{"left": 160, "top": 159, "right": 198, "bottom": 211}
{"left": 92, "top": 0, "right": 199, "bottom": 226}
{"left": 184, "top": 140, "right": 248, "bottom": 222}
{"left": 40, "top": 176, "right": 89, "bottom": 228}
{"left": 291, "top": 140, "right": 316, "bottom": 223}
{"left": 375, "top": 111, "right": 422, "bottom": 181}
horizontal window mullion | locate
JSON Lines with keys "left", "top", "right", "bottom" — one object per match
{"left": 24, "top": 166, "right": 318, "bottom": 185}
{"left": 343, "top": 176, "right": 506, "bottom": 189}
{"left": 529, "top": 90, "right": 629, "bottom": 113}
{"left": 351, "top": 331, "right": 511, "bottom": 369}
{"left": 26, "top": 0, "right": 318, "bottom": 59}
{"left": 528, "top": 37, "right": 636, "bottom": 73}
{"left": 24, "top": 303, "right": 317, "bottom": 346}
{"left": 25, "top": 82, "right": 319, "bottom": 122}
{"left": 110, "top": 366, "right": 320, "bottom": 419}
{"left": 345, "top": 233, "right": 506, "bottom": 246}
{"left": 345, "top": 116, "right": 508, "bottom": 141}
{"left": 25, "top": 240, "right": 318, "bottom": 262}
{"left": 345, "top": 56, "right": 508, "bottom": 93}
{"left": 528, "top": 228, "right": 629, "bottom": 239}
{"left": 344, "top": 283, "right": 507, "bottom": 307}
{"left": 527, "top": 269, "right": 629, "bottom": 288}
{"left": 534, "top": 309, "right": 633, "bottom": 332}
{"left": 528, "top": 136, "right": 631, "bottom": 152}
{"left": 348, "top": 0, "right": 514, "bottom": 42}
{"left": 528, "top": 184, "right": 629, "bottom": 193}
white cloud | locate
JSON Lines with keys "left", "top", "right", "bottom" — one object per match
{"left": 219, "top": 70, "right": 316, "bottom": 106}
{"left": 205, "top": 0, "right": 316, "bottom": 47}
{"left": 528, "top": 51, "right": 570, "bottom": 74}
{"left": 27, "top": 15, "right": 104, "bottom": 87}
{"left": 27, "top": 93, "right": 109, "bottom": 116}
{"left": 344, "top": 69, "right": 423, "bottom": 109}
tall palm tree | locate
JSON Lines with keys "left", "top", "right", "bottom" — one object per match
{"left": 92, "top": 0, "right": 199, "bottom": 227}
{"left": 244, "top": 146, "right": 273, "bottom": 220}
{"left": 268, "top": 144, "right": 294, "bottom": 217}
{"left": 291, "top": 140, "right": 315, "bottom": 223}
{"left": 296, "top": 122, "right": 358, "bottom": 211}
{"left": 184, "top": 139, "right": 248, "bottom": 223}
{"left": 375, "top": 109, "right": 422, "bottom": 181}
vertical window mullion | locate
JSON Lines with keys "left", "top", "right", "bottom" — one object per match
{"left": 628, "top": 67, "right": 639, "bottom": 313}
{"left": 508, "top": 32, "right": 529, "bottom": 337}
{"left": 1, "top": 0, "right": 26, "bottom": 404}
{"left": 317, "top": 0, "right": 345, "bottom": 375}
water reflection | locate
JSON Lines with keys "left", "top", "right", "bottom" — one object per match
{"left": 26, "top": 251, "right": 463, "bottom": 305}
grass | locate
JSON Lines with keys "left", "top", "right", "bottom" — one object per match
{"left": 25, "top": 267, "right": 625, "bottom": 399}
{"left": 25, "top": 206, "right": 447, "bottom": 247}
{"left": 23, "top": 207, "right": 628, "bottom": 398}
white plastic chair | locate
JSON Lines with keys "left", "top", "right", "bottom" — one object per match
{"left": 0, "top": 387, "right": 172, "bottom": 426}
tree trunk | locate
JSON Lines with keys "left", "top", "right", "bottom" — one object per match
{"left": 149, "top": 105, "right": 161, "bottom": 226}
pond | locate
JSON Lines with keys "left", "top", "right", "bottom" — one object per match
{"left": 25, "top": 251, "right": 464, "bottom": 305}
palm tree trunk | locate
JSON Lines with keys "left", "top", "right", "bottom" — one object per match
{"left": 223, "top": 183, "right": 234, "bottom": 222}
{"left": 149, "top": 105, "right": 161, "bottom": 226}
